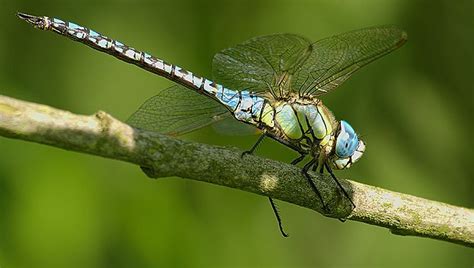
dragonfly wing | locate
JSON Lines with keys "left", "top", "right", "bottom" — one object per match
{"left": 127, "top": 85, "right": 230, "bottom": 136}
{"left": 212, "top": 34, "right": 312, "bottom": 97}
{"left": 295, "top": 26, "right": 407, "bottom": 96}
{"left": 213, "top": 28, "right": 406, "bottom": 98}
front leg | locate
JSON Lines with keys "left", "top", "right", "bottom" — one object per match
{"left": 290, "top": 153, "right": 306, "bottom": 165}
{"left": 324, "top": 163, "right": 356, "bottom": 208}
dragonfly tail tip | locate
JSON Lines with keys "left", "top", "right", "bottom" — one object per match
{"left": 17, "top": 12, "right": 45, "bottom": 29}
{"left": 17, "top": 12, "right": 33, "bottom": 20}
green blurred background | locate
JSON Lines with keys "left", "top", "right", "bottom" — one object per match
{"left": 0, "top": 0, "right": 472, "bottom": 267}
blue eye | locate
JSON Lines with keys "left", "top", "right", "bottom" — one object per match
{"left": 336, "top": 121, "right": 359, "bottom": 158}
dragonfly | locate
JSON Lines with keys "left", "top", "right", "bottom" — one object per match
{"left": 18, "top": 12, "right": 407, "bottom": 237}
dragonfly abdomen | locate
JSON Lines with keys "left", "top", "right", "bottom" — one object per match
{"left": 18, "top": 13, "right": 264, "bottom": 124}
{"left": 22, "top": 14, "right": 205, "bottom": 88}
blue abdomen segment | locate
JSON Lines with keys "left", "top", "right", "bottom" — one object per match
{"left": 215, "top": 86, "right": 240, "bottom": 110}
{"left": 200, "top": 81, "right": 263, "bottom": 122}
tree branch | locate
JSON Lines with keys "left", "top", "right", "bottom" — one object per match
{"left": 0, "top": 94, "right": 472, "bottom": 247}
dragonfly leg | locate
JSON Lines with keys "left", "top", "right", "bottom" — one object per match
{"left": 324, "top": 162, "right": 356, "bottom": 209}
{"left": 268, "top": 197, "right": 289, "bottom": 237}
{"left": 290, "top": 153, "right": 306, "bottom": 165}
{"left": 241, "top": 133, "right": 266, "bottom": 157}
{"left": 266, "top": 153, "right": 307, "bottom": 237}
{"left": 302, "top": 159, "right": 330, "bottom": 213}
{"left": 311, "top": 161, "right": 319, "bottom": 172}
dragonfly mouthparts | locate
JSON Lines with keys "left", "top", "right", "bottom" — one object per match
{"left": 17, "top": 12, "right": 48, "bottom": 29}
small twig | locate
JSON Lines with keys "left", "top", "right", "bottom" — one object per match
{"left": 0, "top": 94, "right": 472, "bottom": 247}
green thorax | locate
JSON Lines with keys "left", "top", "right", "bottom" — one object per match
{"left": 258, "top": 96, "right": 338, "bottom": 156}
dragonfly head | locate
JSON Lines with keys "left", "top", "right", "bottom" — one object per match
{"left": 329, "top": 120, "right": 365, "bottom": 170}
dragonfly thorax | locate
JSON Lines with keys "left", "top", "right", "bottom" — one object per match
{"left": 256, "top": 97, "right": 337, "bottom": 156}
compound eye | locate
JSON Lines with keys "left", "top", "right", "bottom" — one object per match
{"left": 336, "top": 121, "right": 359, "bottom": 158}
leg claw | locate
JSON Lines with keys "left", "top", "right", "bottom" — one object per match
{"left": 241, "top": 151, "right": 251, "bottom": 158}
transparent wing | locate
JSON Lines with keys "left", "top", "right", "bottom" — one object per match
{"left": 212, "top": 27, "right": 406, "bottom": 98}
{"left": 127, "top": 85, "right": 230, "bottom": 136}
{"left": 296, "top": 26, "right": 407, "bottom": 96}
{"left": 212, "top": 34, "right": 312, "bottom": 97}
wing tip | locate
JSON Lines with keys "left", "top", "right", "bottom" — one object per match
{"left": 389, "top": 27, "right": 408, "bottom": 48}
{"left": 378, "top": 25, "right": 408, "bottom": 48}
{"left": 397, "top": 30, "right": 408, "bottom": 47}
